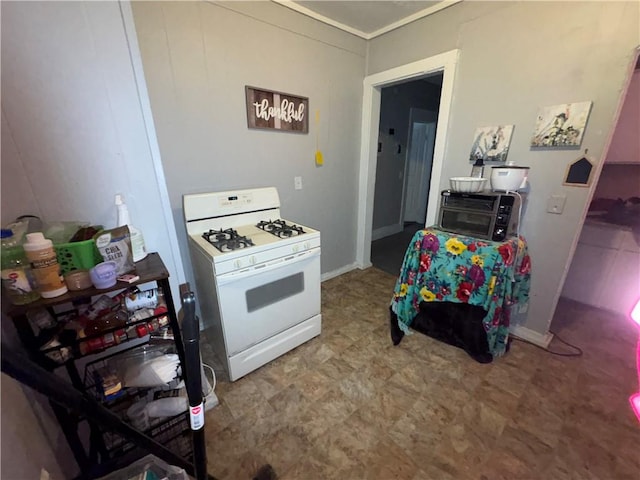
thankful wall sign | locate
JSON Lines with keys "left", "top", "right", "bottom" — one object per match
{"left": 245, "top": 86, "right": 308, "bottom": 133}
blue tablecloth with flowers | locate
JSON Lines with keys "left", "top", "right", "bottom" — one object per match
{"left": 390, "top": 228, "right": 531, "bottom": 358}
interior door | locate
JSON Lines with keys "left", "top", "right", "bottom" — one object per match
{"left": 404, "top": 119, "right": 436, "bottom": 224}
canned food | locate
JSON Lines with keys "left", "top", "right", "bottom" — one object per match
{"left": 125, "top": 288, "right": 159, "bottom": 312}
{"left": 147, "top": 318, "right": 160, "bottom": 333}
{"left": 135, "top": 323, "right": 149, "bottom": 337}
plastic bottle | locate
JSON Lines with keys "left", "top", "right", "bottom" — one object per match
{"left": 471, "top": 158, "right": 485, "bottom": 178}
{"left": 115, "top": 194, "right": 147, "bottom": 262}
{"left": 0, "top": 229, "right": 40, "bottom": 305}
{"left": 23, "top": 232, "right": 68, "bottom": 298}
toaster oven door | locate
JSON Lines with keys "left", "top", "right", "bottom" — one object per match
{"left": 439, "top": 208, "right": 495, "bottom": 239}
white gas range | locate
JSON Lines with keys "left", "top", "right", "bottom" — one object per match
{"left": 183, "top": 187, "right": 321, "bottom": 381}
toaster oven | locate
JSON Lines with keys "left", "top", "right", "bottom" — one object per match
{"left": 437, "top": 190, "right": 522, "bottom": 241}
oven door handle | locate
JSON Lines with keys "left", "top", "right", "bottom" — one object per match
{"left": 216, "top": 248, "right": 320, "bottom": 286}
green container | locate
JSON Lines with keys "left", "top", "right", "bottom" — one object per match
{"left": 54, "top": 239, "right": 103, "bottom": 276}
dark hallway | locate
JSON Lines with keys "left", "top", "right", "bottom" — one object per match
{"left": 370, "top": 222, "right": 422, "bottom": 277}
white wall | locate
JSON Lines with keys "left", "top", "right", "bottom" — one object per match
{"left": 131, "top": 1, "right": 367, "bottom": 303}
{"left": 606, "top": 69, "right": 640, "bottom": 163}
{"left": 367, "top": 1, "right": 640, "bottom": 335}
{"left": 1, "top": 2, "right": 184, "bottom": 474}
{"left": 1, "top": 1, "right": 184, "bottom": 297}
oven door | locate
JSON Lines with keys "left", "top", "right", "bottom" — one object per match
{"left": 216, "top": 248, "right": 321, "bottom": 355}
{"left": 439, "top": 208, "right": 496, "bottom": 239}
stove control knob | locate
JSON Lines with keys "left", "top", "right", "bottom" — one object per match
{"left": 304, "top": 242, "right": 310, "bottom": 250}
{"left": 234, "top": 260, "right": 241, "bottom": 269}
{"left": 293, "top": 245, "right": 300, "bottom": 253}
{"left": 250, "top": 256, "right": 256, "bottom": 265}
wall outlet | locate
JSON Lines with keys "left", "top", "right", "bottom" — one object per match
{"left": 547, "top": 194, "right": 566, "bottom": 214}
{"left": 294, "top": 176, "right": 303, "bottom": 190}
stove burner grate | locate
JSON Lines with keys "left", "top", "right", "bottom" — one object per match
{"left": 256, "top": 219, "right": 306, "bottom": 238}
{"left": 202, "top": 228, "right": 254, "bottom": 252}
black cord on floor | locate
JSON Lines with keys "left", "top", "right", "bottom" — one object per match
{"left": 512, "top": 330, "right": 583, "bottom": 357}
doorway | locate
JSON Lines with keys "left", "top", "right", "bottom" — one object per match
{"left": 356, "top": 50, "right": 460, "bottom": 270}
{"left": 370, "top": 87, "right": 440, "bottom": 275}
{"left": 559, "top": 57, "right": 640, "bottom": 317}
{"left": 403, "top": 109, "right": 437, "bottom": 225}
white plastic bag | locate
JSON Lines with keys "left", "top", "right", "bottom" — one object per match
{"left": 146, "top": 396, "right": 188, "bottom": 418}
{"left": 122, "top": 354, "right": 180, "bottom": 387}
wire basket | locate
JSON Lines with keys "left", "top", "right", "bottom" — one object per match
{"left": 104, "top": 411, "right": 192, "bottom": 460}
{"left": 83, "top": 344, "right": 192, "bottom": 463}
{"left": 54, "top": 239, "right": 103, "bottom": 276}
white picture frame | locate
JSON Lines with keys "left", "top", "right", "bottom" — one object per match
{"left": 531, "top": 101, "right": 592, "bottom": 148}
{"left": 469, "top": 125, "right": 515, "bottom": 163}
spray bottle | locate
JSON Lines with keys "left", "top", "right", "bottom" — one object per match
{"left": 115, "top": 194, "right": 148, "bottom": 262}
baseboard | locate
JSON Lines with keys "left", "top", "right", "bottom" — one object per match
{"left": 509, "top": 325, "right": 554, "bottom": 349}
{"left": 372, "top": 224, "right": 403, "bottom": 241}
{"left": 321, "top": 262, "right": 359, "bottom": 282}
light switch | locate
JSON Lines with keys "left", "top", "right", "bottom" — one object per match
{"left": 547, "top": 194, "right": 566, "bottom": 214}
{"left": 294, "top": 176, "right": 303, "bottom": 190}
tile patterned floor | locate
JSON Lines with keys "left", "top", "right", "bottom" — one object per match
{"left": 201, "top": 267, "right": 640, "bottom": 479}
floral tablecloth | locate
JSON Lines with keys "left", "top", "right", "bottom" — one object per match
{"left": 390, "top": 228, "right": 531, "bottom": 357}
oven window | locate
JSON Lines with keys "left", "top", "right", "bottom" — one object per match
{"left": 246, "top": 272, "right": 304, "bottom": 312}
{"left": 444, "top": 196, "right": 496, "bottom": 211}
{"left": 441, "top": 210, "right": 492, "bottom": 236}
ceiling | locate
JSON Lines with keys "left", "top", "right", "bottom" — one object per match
{"left": 274, "top": 0, "right": 461, "bottom": 39}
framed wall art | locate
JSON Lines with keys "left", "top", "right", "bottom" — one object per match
{"left": 245, "top": 86, "right": 308, "bottom": 133}
{"left": 469, "top": 125, "right": 514, "bottom": 163}
{"left": 531, "top": 101, "right": 592, "bottom": 148}
{"left": 563, "top": 154, "right": 594, "bottom": 187}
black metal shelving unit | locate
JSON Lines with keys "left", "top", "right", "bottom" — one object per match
{"left": 81, "top": 343, "right": 193, "bottom": 464}
{"left": 1, "top": 253, "right": 196, "bottom": 478}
